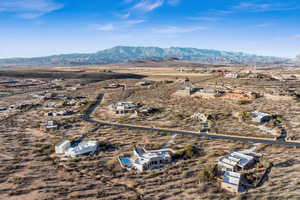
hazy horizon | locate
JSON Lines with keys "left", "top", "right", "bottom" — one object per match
{"left": 1, "top": 0, "right": 300, "bottom": 59}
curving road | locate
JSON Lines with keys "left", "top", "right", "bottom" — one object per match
{"left": 82, "top": 93, "right": 300, "bottom": 147}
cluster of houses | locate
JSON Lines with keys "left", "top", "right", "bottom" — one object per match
{"left": 217, "top": 151, "right": 258, "bottom": 193}
{"left": 55, "top": 140, "right": 98, "bottom": 157}
{"left": 119, "top": 147, "right": 173, "bottom": 172}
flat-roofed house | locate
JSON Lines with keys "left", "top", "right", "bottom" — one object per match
{"left": 132, "top": 148, "right": 172, "bottom": 171}
{"left": 218, "top": 152, "right": 256, "bottom": 172}
{"left": 221, "top": 171, "right": 243, "bottom": 193}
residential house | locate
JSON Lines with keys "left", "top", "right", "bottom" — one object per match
{"left": 191, "top": 113, "right": 212, "bottom": 121}
{"left": 104, "top": 83, "right": 120, "bottom": 89}
{"left": 108, "top": 102, "right": 137, "bottom": 115}
{"left": 251, "top": 111, "right": 273, "bottom": 124}
{"left": 194, "top": 89, "right": 225, "bottom": 98}
{"left": 221, "top": 171, "right": 243, "bottom": 193}
{"left": 45, "top": 121, "right": 59, "bottom": 130}
{"left": 176, "top": 78, "right": 189, "bottom": 84}
{"left": 65, "top": 141, "right": 98, "bottom": 157}
{"left": 225, "top": 73, "right": 239, "bottom": 78}
{"left": 55, "top": 140, "right": 98, "bottom": 157}
{"left": 136, "top": 81, "right": 151, "bottom": 86}
{"left": 218, "top": 152, "right": 256, "bottom": 172}
{"left": 176, "top": 85, "right": 197, "bottom": 95}
{"left": 132, "top": 148, "right": 172, "bottom": 171}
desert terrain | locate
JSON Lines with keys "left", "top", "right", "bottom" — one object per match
{"left": 0, "top": 61, "right": 299, "bottom": 199}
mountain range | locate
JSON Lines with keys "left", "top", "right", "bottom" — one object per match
{"left": 0, "top": 46, "right": 291, "bottom": 67}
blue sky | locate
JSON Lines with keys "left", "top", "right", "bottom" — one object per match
{"left": 0, "top": 0, "right": 300, "bottom": 58}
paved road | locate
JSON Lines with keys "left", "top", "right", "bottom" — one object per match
{"left": 82, "top": 93, "right": 300, "bottom": 148}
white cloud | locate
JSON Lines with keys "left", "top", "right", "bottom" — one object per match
{"left": 96, "top": 24, "right": 115, "bottom": 31}
{"left": 233, "top": 2, "right": 300, "bottom": 12}
{"left": 133, "top": 0, "right": 164, "bottom": 12}
{"left": 125, "top": 19, "right": 146, "bottom": 25}
{"left": 0, "top": 0, "right": 63, "bottom": 19}
{"left": 208, "top": 2, "right": 300, "bottom": 17}
{"left": 153, "top": 26, "right": 207, "bottom": 34}
{"left": 188, "top": 16, "right": 218, "bottom": 21}
{"left": 167, "top": 0, "right": 180, "bottom": 6}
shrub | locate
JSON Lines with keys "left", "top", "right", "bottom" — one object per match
{"left": 173, "top": 145, "right": 200, "bottom": 159}
{"left": 198, "top": 165, "right": 217, "bottom": 183}
{"left": 238, "top": 100, "right": 252, "bottom": 105}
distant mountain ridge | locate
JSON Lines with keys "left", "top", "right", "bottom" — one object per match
{"left": 0, "top": 46, "right": 291, "bottom": 67}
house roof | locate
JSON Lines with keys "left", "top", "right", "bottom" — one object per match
{"left": 223, "top": 171, "right": 241, "bottom": 186}
{"left": 56, "top": 140, "right": 70, "bottom": 148}
{"left": 251, "top": 110, "right": 271, "bottom": 121}
{"left": 219, "top": 151, "right": 254, "bottom": 168}
{"left": 133, "top": 148, "right": 171, "bottom": 165}
{"left": 66, "top": 141, "right": 98, "bottom": 156}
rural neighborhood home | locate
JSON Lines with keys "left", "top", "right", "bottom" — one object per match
{"left": 132, "top": 148, "right": 172, "bottom": 171}
{"left": 104, "top": 83, "right": 120, "bottom": 89}
{"left": 225, "top": 73, "right": 239, "bottom": 78}
{"left": 194, "top": 89, "right": 225, "bottom": 98}
{"left": 176, "top": 78, "right": 189, "bottom": 84}
{"left": 45, "top": 121, "right": 59, "bottom": 130}
{"left": 55, "top": 140, "right": 98, "bottom": 157}
{"left": 191, "top": 113, "right": 212, "bottom": 121}
{"left": 136, "top": 81, "right": 151, "bottom": 86}
{"left": 108, "top": 102, "right": 137, "bottom": 114}
{"left": 221, "top": 171, "right": 243, "bottom": 193}
{"left": 176, "top": 85, "right": 197, "bottom": 95}
{"left": 118, "top": 148, "right": 172, "bottom": 171}
{"left": 218, "top": 152, "right": 256, "bottom": 172}
{"left": 250, "top": 111, "right": 273, "bottom": 124}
